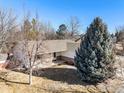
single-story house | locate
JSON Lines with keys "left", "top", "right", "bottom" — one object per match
{"left": 12, "top": 40, "right": 80, "bottom": 68}
{"left": 0, "top": 39, "right": 81, "bottom": 69}
{"left": 42, "top": 40, "right": 80, "bottom": 64}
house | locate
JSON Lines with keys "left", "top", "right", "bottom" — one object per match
{"left": 10, "top": 40, "right": 80, "bottom": 68}
{"left": 0, "top": 31, "right": 85, "bottom": 69}
{"left": 42, "top": 40, "right": 80, "bottom": 64}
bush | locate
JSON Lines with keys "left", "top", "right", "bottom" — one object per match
{"left": 74, "top": 17, "right": 115, "bottom": 84}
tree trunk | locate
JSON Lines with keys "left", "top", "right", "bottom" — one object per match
{"left": 29, "top": 68, "right": 32, "bottom": 85}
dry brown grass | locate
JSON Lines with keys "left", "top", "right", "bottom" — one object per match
{"left": 0, "top": 64, "right": 123, "bottom": 93}
{"left": 0, "top": 65, "right": 102, "bottom": 93}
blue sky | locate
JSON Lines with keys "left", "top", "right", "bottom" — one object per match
{"left": 0, "top": 0, "right": 124, "bottom": 33}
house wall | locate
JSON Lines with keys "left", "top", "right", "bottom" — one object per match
{"left": 61, "top": 43, "right": 79, "bottom": 59}
{"left": 40, "top": 53, "right": 54, "bottom": 64}
{"left": 55, "top": 42, "right": 79, "bottom": 65}
{"left": 43, "top": 40, "right": 67, "bottom": 53}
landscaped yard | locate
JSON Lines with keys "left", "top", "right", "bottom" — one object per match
{"left": 0, "top": 65, "right": 97, "bottom": 93}
{"left": 0, "top": 63, "right": 124, "bottom": 93}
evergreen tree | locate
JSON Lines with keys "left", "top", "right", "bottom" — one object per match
{"left": 56, "top": 24, "right": 67, "bottom": 39}
{"left": 74, "top": 17, "right": 115, "bottom": 84}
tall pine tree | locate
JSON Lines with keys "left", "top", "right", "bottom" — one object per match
{"left": 74, "top": 17, "right": 115, "bottom": 84}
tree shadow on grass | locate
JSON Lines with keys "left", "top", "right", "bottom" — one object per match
{"left": 33, "top": 67, "right": 85, "bottom": 85}
{"left": 11, "top": 66, "right": 87, "bottom": 85}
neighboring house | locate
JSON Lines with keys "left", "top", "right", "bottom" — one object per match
{"left": 12, "top": 40, "right": 80, "bottom": 68}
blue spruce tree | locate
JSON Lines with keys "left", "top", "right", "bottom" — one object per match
{"left": 74, "top": 17, "right": 115, "bottom": 84}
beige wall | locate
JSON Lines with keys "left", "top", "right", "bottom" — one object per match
{"left": 42, "top": 40, "right": 67, "bottom": 53}
{"left": 56, "top": 52, "right": 61, "bottom": 57}
{"left": 61, "top": 43, "right": 79, "bottom": 58}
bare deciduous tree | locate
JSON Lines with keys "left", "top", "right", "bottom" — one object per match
{"left": 14, "top": 37, "right": 44, "bottom": 85}
{"left": 40, "top": 22, "right": 56, "bottom": 40}
{"left": 24, "top": 39, "right": 43, "bottom": 85}
{"left": 68, "top": 16, "right": 81, "bottom": 37}
{"left": 0, "top": 9, "right": 17, "bottom": 51}
{"left": 115, "top": 27, "right": 124, "bottom": 42}
{"left": 13, "top": 17, "right": 46, "bottom": 85}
